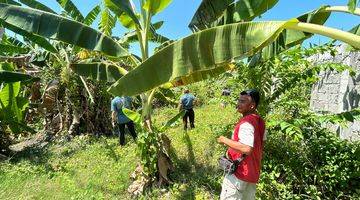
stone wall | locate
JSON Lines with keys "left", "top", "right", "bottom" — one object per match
{"left": 310, "top": 45, "right": 360, "bottom": 141}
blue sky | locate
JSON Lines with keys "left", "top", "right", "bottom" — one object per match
{"left": 36, "top": 0, "right": 360, "bottom": 55}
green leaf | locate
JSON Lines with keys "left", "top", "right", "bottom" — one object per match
{"left": 104, "top": 0, "right": 140, "bottom": 26}
{"left": 118, "top": 13, "right": 137, "bottom": 30}
{"left": 0, "top": 20, "right": 58, "bottom": 53}
{"left": 56, "top": 0, "right": 84, "bottom": 21}
{"left": 0, "top": 0, "right": 20, "bottom": 6}
{"left": 152, "top": 21, "right": 164, "bottom": 30}
{"left": 70, "top": 63, "right": 128, "bottom": 83}
{"left": 188, "top": 0, "right": 234, "bottom": 31}
{"left": 348, "top": 0, "right": 359, "bottom": 13}
{"left": 0, "top": 82, "right": 19, "bottom": 108}
{"left": 210, "top": 0, "right": 279, "bottom": 28}
{"left": 0, "top": 4, "right": 128, "bottom": 57}
{"left": 160, "top": 110, "right": 185, "bottom": 131}
{"left": 0, "top": 43, "right": 28, "bottom": 55}
{"left": 122, "top": 107, "right": 141, "bottom": 124}
{"left": 83, "top": 5, "right": 101, "bottom": 26}
{"left": 0, "top": 70, "right": 34, "bottom": 83}
{"left": 143, "top": 0, "right": 172, "bottom": 15}
{"left": 99, "top": 8, "right": 116, "bottom": 36}
{"left": 108, "top": 21, "right": 293, "bottom": 96}
{"left": 19, "top": 0, "right": 56, "bottom": 13}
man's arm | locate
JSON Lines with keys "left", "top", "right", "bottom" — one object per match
{"left": 217, "top": 136, "right": 253, "bottom": 155}
{"left": 111, "top": 111, "right": 117, "bottom": 126}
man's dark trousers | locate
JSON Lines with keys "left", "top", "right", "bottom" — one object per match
{"left": 116, "top": 121, "right": 137, "bottom": 145}
{"left": 183, "top": 108, "right": 195, "bottom": 130}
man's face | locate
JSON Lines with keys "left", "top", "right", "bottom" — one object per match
{"left": 236, "top": 95, "right": 255, "bottom": 114}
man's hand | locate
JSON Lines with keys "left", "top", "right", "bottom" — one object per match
{"left": 217, "top": 136, "right": 227, "bottom": 144}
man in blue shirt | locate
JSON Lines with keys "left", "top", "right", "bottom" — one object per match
{"left": 179, "top": 89, "right": 196, "bottom": 130}
{"left": 111, "top": 96, "right": 137, "bottom": 146}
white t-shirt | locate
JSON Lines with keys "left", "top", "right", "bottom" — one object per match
{"left": 232, "top": 122, "right": 267, "bottom": 147}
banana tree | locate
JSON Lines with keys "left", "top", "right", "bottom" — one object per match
{"left": 0, "top": 62, "right": 37, "bottom": 155}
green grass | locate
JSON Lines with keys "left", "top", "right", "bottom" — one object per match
{"left": 0, "top": 103, "right": 239, "bottom": 200}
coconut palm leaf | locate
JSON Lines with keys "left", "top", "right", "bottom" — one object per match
{"left": 56, "top": 0, "right": 84, "bottom": 21}
{"left": 70, "top": 63, "right": 128, "bottom": 83}
{"left": 0, "top": 3, "right": 128, "bottom": 57}
{"left": 19, "top": 0, "right": 56, "bottom": 13}
{"left": 83, "top": 5, "right": 101, "bottom": 26}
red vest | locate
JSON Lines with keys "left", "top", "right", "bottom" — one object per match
{"left": 227, "top": 114, "right": 265, "bottom": 183}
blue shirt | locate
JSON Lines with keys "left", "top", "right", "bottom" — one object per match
{"left": 111, "top": 96, "right": 132, "bottom": 124}
{"left": 180, "top": 93, "right": 195, "bottom": 109}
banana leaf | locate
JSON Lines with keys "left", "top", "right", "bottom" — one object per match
{"left": 99, "top": 8, "right": 116, "bottom": 36}
{"left": 0, "top": 20, "right": 58, "bottom": 53}
{"left": 56, "top": 0, "right": 84, "bottom": 21}
{"left": 121, "top": 29, "right": 169, "bottom": 44}
{"left": 348, "top": 0, "right": 359, "bottom": 13}
{"left": 210, "top": 0, "right": 279, "bottom": 28}
{"left": 19, "top": 0, "right": 56, "bottom": 13}
{"left": 104, "top": 0, "right": 140, "bottom": 27}
{"left": 0, "top": 0, "right": 20, "bottom": 6}
{"left": 189, "top": 0, "right": 234, "bottom": 31}
{"left": 108, "top": 21, "right": 295, "bottom": 96}
{"left": 70, "top": 63, "right": 128, "bottom": 83}
{"left": 0, "top": 44, "right": 28, "bottom": 55}
{"left": 83, "top": 5, "right": 101, "bottom": 26}
{"left": 160, "top": 110, "right": 185, "bottom": 131}
{"left": 143, "top": 0, "right": 172, "bottom": 16}
{"left": 0, "top": 70, "right": 34, "bottom": 83}
{"left": 0, "top": 3, "right": 128, "bottom": 57}
{"left": 122, "top": 108, "right": 141, "bottom": 124}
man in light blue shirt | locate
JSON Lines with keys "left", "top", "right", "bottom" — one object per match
{"left": 111, "top": 96, "right": 137, "bottom": 146}
{"left": 179, "top": 89, "right": 196, "bottom": 130}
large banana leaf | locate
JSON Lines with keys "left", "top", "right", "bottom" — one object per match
{"left": 189, "top": 0, "right": 234, "bottom": 31}
{"left": 260, "top": 6, "right": 331, "bottom": 59}
{"left": 0, "top": 70, "right": 35, "bottom": 83}
{"left": 210, "top": 0, "right": 279, "bottom": 28}
{"left": 19, "top": 0, "right": 56, "bottom": 13}
{"left": 0, "top": 81, "right": 19, "bottom": 108}
{"left": 0, "top": 20, "right": 58, "bottom": 53}
{"left": 83, "top": 5, "right": 101, "bottom": 26}
{"left": 0, "top": 3, "right": 128, "bottom": 57}
{"left": 285, "top": 6, "right": 331, "bottom": 47}
{"left": 143, "top": 0, "right": 172, "bottom": 16}
{"left": 108, "top": 21, "right": 295, "bottom": 96}
{"left": 56, "top": 0, "right": 84, "bottom": 21}
{"left": 70, "top": 63, "right": 127, "bottom": 83}
{"left": 104, "top": 0, "right": 140, "bottom": 26}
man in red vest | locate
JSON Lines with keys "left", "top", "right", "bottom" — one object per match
{"left": 217, "top": 89, "right": 266, "bottom": 200}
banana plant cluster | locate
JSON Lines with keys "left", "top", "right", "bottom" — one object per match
{"left": 0, "top": 0, "right": 359, "bottom": 185}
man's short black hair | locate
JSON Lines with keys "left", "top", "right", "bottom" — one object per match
{"left": 240, "top": 89, "right": 260, "bottom": 107}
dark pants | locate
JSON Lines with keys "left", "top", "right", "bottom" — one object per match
{"left": 183, "top": 108, "right": 195, "bottom": 130}
{"left": 116, "top": 121, "right": 137, "bottom": 146}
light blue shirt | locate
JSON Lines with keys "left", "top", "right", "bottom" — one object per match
{"left": 180, "top": 93, "right": 195, "bottom": 109}
{"left": 111, "top": 96, "right": 132, "bottom": 124}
